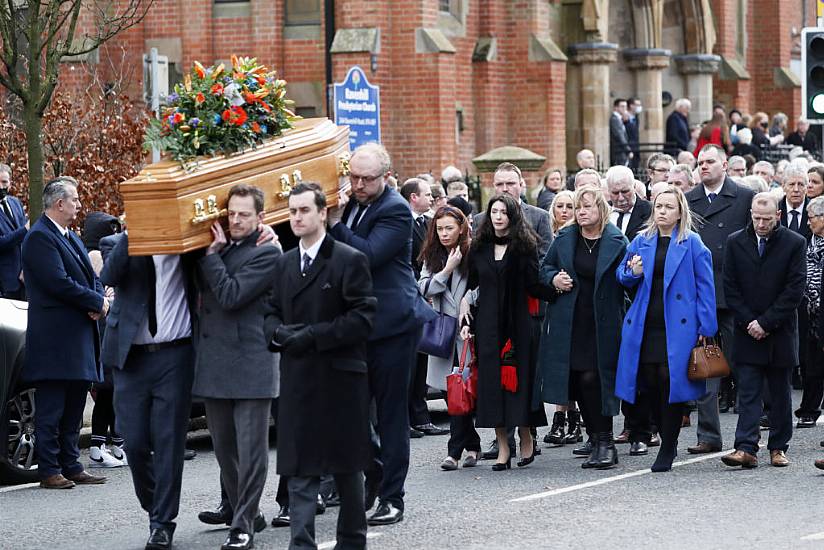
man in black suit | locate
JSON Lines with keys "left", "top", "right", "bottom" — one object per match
{"left": 399, "top": 178, "right": 447, "bottom": 438}
{"left": 267, "top": 182, "right": 376, "bottom": 550}
{"left": 625, "top": 98, "right": 642, "bottom": 171}
{"left": 721, "top": 192, "right": 806, "bottom": 468}
{"left": 685, "top": 144, "right": 756, "bottom": 455}
{"left": 665, "top": 98, "right": 691, "bottom": 155}
{"left": 610, "top": 98, "right": 632, "bottom": 167}
{"left": 0, "top": 164, "right": 28, "bottom": 301}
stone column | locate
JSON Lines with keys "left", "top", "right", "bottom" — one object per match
{"left": 624, "top": 49, "right": 671, "bottom": 147}
{"left": 674, "top": 54, "right": 721, "bottom": 124}
{"left": 568, "top": 42, "right": 618, "bottom": 172}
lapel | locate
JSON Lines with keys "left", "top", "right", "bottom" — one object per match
{"left": 352, "top": 186, "right": 393, "bottom": 235}
{"left": 0, "top": 201, "right": 13, "bottom": 232}
{"left": 412, "top": 214, "right": 427, "bottom": 244}
{"left": 742, "top": 225, "right": 762, "bottom": 263}
{"left": 556, "top": 226, "right": 577, "bottom": 277}
{"left": 595, "top": 224, "right": 626, "bottom": 291}
{"left": 41, "top": 215, "right": 93, "bottom": 284}
{"left": 441, "top": 269, "right": 467, "bottom": 311}
{"left": 292, "top": 234, "right": 333, "bottom": 299}
{"left": 702, "top": 177, "right": 737, "bottom": 218}
{"left": 663, "top": 228, "right": 688, "bottom": 289}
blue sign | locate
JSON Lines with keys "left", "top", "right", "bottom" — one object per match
{"left": 333, "top": 66, "right": 381, "bottom": 150}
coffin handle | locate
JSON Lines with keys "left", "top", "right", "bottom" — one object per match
{"left": 191, "top": 195, "right": 228, "bottom": 224}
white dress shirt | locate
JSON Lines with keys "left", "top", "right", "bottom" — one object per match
{"left": 609, "top": 207, "right": 633, "bottom": 235}
{"left": 299, "top": 235, "right": 324, "bottom": 269}
{"left": 45, "top": 214, "right": 68, "bottom": 237}
{"left": 785, "top": 199, "right": 804, "bottom": 227}
{"left": 134, "top": 255, "right": 192, "bottom": 344}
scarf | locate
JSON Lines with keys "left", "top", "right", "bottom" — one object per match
{"left": 806, "top": 234, "right": 824, "bottom": 339}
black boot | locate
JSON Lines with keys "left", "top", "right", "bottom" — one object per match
{"left": 544, "top": 412, "right": 566, "bottom": 445}
{"left": 572, "top": 435, "right": 593, "bottom": 456}
{"left": 564, "top": 410, "right": 583, "bottom": 444}
{"left": 594, "top": 432, "right": 618, "bottom": 470}
{"left": 581, "top": 432, "right": 601, "bottom": 469}
{"left": 651, "top": 405, "right": 682, "bottom": 473}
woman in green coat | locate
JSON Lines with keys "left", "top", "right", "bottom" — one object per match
{"left": 538, "top": 185, "right": 628, "bottom": 469}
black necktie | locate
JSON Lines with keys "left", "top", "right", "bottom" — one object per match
{"left": 616, "top": 212, "right": 626, "bottom": 233}
{"left": 302, "top": 252, "right": 312, "bottom": 275}
{"left": 790, "top": 210, "right": 800, "bottom": 232}
{"left": 0, "top": 199, "right": 14, "bottom": 227}
{"left": 350, "top": 204, "right": 367, "bottom": 232}
{"left": 147, "top": 258, "right": 157, "bottom": 337}
{"left": 758, "top": 237, "right": 766, "bottom": 258}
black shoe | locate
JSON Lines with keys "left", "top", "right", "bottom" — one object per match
{"left": 198, "top": 502, "right": 233, "bottom": 525}
{"left": 533, "top": 438, "right": 541, "bottom": 456}
{"left": 648, "top": 433, "right": 660, "bottom": 447}
{"left": 492, "top": 458, "right": 512, "bottom": 471}
{"left": 221, "top": 529, "right": 253, "bottom": 550}
{"left": 409, "top": 427, "right": 424, "bottom": 439}
{"left": 367, "top": 501, "right": 403, "bottom": 526}
{"left": 325, "top": 488, "right": 341, "bottom": 507}
{"left": 316, "top": 494, "right": 326, "bottom": 515}
{"left": 594, "top": 433, "right": 619, "bottom": 470}
{"left": 759, "top": 415, "right": 770, "bottom": 430}
{"left": 415, "top": 423, "right": 449, "bottom": 436}
{"left": 481, "top": 440, "right": 499, "bottom": 460}
{"left": 270, "top": 505, "right": 290, "bottom": 528}
{"left": 145, "top": 527, "right": 173, "bottom": 550}
{"left": 797, "top": 416, "right": 817, "bottom": 428}
{"left": 253, "top": 513, "right": 266, "bottom": 533}
{"left": 545, "top": 411, "right": 566, "bottom": 445}
{"left": 184, "top": 448, "right": 197, "bottom": 461}
{"left": 572, "top": 437, "right": 593, "bottom": 456}
{"left": 629, "top": 441, "right": 648, "bottom": 456}
{"left": 564, "top": 410, "right": 583, "bottom": 443}
{"left": 581, "top": 434, "right": 602, "bottom": 469}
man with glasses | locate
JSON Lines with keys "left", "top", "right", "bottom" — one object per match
{"left": 727, "top": 156, "right": 747, "bottom": 178}
{"left": 646, "top": 153, "right": 676, "bottom": 189}
{"left": 328, "top": 142, "right": 436, "bottom": 526}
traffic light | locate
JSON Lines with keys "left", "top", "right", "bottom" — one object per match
{"left": 803, "top": 28, "right": 824, "bottom": 120}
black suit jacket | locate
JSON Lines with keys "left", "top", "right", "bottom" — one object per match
{"left": 610, "top": 113, "right": 630, "bottom": 166}
{"left": 411, "top": 213, "right": 429, "bottom": 280}
{"left": 264, "top": 234, "right": 376, "bottom": 476}
{"left": 723, "top": 225, "right": 806, "bottom": 367}
{"left": 780, "top": 197, "right": 811, "bottom": 241}
{"left": 686, "top": 177, "right": 756, "bottom": 309}
{"left": 623, "top": 199, "right": 652, "bottom": 242}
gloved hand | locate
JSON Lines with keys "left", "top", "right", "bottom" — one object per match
{"left": 282, "top": 326, "right": 316, "bottom": 355}
{"left": 269, "top": 323, "right": 306, "bottom": 352}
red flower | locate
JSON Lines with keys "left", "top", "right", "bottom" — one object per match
{"left": 211, "top": 83, "right": 224, "bottom": 95}
{"left": 251, "top": 122, "right": 261, "bottom": 133}
{"left": 222, "top": 106, "right": 248, "bottom": 126}
{"left": 171, "top": 112, "right": 184, "bottom": 125}
{"left": 195, "top": 92, "right": 205, "bottom": 105}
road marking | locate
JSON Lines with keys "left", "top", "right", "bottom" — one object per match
{"left": 509, "top": 449, "right": 729, "bottom": 503}
{"left": 318, "top": 532, "right": 382, "bottom": 549}
{"left": 0, "top": 482, "right": 39, "bottom": 493}
{"left": 801, "top": 532, "right": 824, "bottom": 541}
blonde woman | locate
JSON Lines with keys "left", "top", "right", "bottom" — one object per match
{"left": 549, "top": 190, "right": 575, "bottom": 235}
{"left": 615, "top": 186, "right": 717, "bottom": 472}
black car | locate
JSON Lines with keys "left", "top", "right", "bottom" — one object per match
{"left": 0, "top": 298, "right": 37, "bottom": 484}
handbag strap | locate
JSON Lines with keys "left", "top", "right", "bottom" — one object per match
{"left": 459, "top": 337, "right": 471, "bottom": 372}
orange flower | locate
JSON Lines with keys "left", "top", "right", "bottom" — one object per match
{"left": 195, "top": 92, "right": 205, "bottom": 104}
{"left": 222, "top": 106, "right": 248, "bottom": 126}
{"left": 231, "top": 54, "right": 240, "bottom": 71}
{"left": 251, "top": 122, "right": 261, "bottom": 133}
{"left": 210, "top": 83, "right": 224, "bottom": 95}
{"left": 193, "top": 61, "right": 206, "bottom": 79}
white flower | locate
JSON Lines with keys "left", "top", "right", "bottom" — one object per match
{"left": 224, "top": 83, "right": 245, "bottom": 107}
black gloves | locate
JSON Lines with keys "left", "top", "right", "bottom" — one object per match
{"left": 268, "top": 323, "right": 305, "bottom": 353}
{"left": 281, "top": 326, "right": 316, "bottom": 355}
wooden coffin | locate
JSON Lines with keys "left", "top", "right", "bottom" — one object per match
{"left": 120, "top": 118, "right": 351, "bottom": 255}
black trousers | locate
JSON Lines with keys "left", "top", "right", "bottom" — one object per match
{"left": 288, "top": 472, "right": 366, "bottom": 550}
{"left": 113, "top": 344, "right": 194, "bottom": 531}
{"left": 447, "top": 414, "right": 481, "bottom": 460}
{"left": 798, "top": 339, "right": 824, "bottom": 419}
{"left": 621, "top": 400, "right": 652, "bottom": 443}
{"left": 637, "top": 363, "right": 684, "bottom": 449}
{"left": 408, "top": 353, "right": 431, "bottom": 427}
{"left": 34, "top": 380, "right": 88, "bottom": 479}
{"left": 569, "top": 369, "right": 612, "bottom": 434}
{"left": 90, "top": 387, "right": 123, "bottom": 446}
{"left": 733, "top": 364, "right": 793, "bottom": 455}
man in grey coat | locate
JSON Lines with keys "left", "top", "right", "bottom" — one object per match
{"left": 194, "top": 184, "right": 281, "bottom": 550}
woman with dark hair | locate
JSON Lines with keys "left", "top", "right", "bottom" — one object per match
{"left": 538, "top": 186, "right": 628, "bottom": 469}
{"left": 418, "top": 206, "right": 476, "bottom": 470}
{"left": 808, "top": 165, "right": 824, "bottom": 199}
{"left": 459, "top": 194, "right": 552, "bottom": 470}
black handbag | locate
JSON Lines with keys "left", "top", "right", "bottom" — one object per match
{"left": 417, "top": 284, "right": 458, "bottom": 359}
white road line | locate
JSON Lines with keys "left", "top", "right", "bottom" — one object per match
{"left": 0, "top": 482, "right": 39, "bottom": 493}
{"left": 801, "top": 532, "right": 824, "bottom": 541}
{"left": 509, "top": 449, "right": 729, "bottom": 503}
{"left": 318, "top": 532, "right": 382, "bottom": 549}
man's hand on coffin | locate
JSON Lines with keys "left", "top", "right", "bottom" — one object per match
{"left": 255, "top": 223, "right": 280, "bottom": 249}
{"left": 328, "top": 188, "right": 350, "bottom": 228}
{"left": 206, "top": 221, "right": 228, "bottom": 255}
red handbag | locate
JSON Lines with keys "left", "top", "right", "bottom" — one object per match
{"left": 447, "top": 337, "right": 477, "bottom": 416}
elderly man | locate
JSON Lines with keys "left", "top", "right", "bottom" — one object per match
{"left": 566, "top": 149, "right": 597, "bottom": 190}
{"left": 787, "top": 117, "right": 819, "bottom": 153}
{"left": 666, "top": 98, "right": 691, "bottom": 154}
{"left": 22, "top": 177, "right": 108, "bottom": 490}
{"left": 667, "top": 164, "right": 695, "bottom": 192}
{"left": 610, "top": 98, "right": 632, "bottom": 167}
{"left": 727, "top": 156, "right": 747, "bottom": 178}
{"left": 686, "top": 144, "right": 756, "bottom": 455}
{"left": 722, "top": 193, "right": 806, "bottom": 468}
{"left": 328, "top": 143, "right": 435, "bottom": 526}
{"left": 0, "top": 164, "right": 28, "bottom": 301}
{"left": 677, "top": 151, "right": 696, "bottom": 170}
{"left": 752, "top": 161, "right": 776, "bottom": 188}
{"left": 193, "top": 184, "right": 281, "bottom": 550}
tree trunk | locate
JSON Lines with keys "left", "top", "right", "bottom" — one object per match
{"left": 23, "top": 102, "right": 44, "bottom": 222}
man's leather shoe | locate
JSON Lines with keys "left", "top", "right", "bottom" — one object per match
{"left": 221, "top": 529, "right": 252, "bottom": 550}
{"left": 409, "top": 427, "right": 424, "bottom": 439}
{"left": 40, "top": 474, "right": 75, "bottom": 489}
{"left": 797, "top": 416, "right": 817, "bottom": 428}
{"left": 480, "top": 440, "right": 515, "bottom": 460}
{"left": 325, "top": 488, "right": 341, "bottom": 507}
{"left": 198, "top": 502, "right": 233, "bottom": 525}
{"left": 687, "top": 442, "right": 721, "bottom": 454}
{"left": 415, "top": 423, "right": 449, "bottom": 436}
{"left": 67, "top": 471, "right": 106, "bottom": 484}
{"left": 648, "top": 433, "right": 660, "bottom": 447}
{"left": 815, "top": 458, "right": 824, "bottom": 470}
{"left": 721, "top": 450, "right": 758, "bottom": 468}
{"left": 614, "top": 430, "right": 630, "bottom": 444}
{"left": 145, "top": 527, "right": 173, "bottom": 550}
{"left": 770, "top": 449, "right": 789, "bottom": 467}
{"left": 629, "top": 441, "right": 648, "bottom": 456}
{"left": 184, "top": 448, "right": 197, "bottom": 460}
{"left": 253, "top": 513, "right": 266, "bottom": 533}
{"left": 367, "top": 501, "right": 403, "bottom": 526}
{"left": 316, "top": 494, "right": 326, "bottom": 515}
{"left": 270, "top": 505, "right": 290, "bottom": 527}
{"left": 759, "top": 415, "right": 770, "bottom": 430}
{"left": 572, "top": 437, "right": 593, "bottom": 456}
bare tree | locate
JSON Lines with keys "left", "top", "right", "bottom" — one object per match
{"left": 0, "top": 0, "right": 152, "bottom": 220}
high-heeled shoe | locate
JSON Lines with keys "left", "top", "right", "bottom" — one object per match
{"left": 517, "top": 454, "right": 534, "bottom": 468}
{"left": 492, "top": 458, "right": 511, "bottom": 471}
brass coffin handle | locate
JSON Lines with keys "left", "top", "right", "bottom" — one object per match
{"left": 337, "top": 152, "right": 351, "bottom": 177}
{"left": 278, "top": 173, "right": 292, "bottom": 199}
{"left": 191, "top": 195, "right": 227, "bottom": 224}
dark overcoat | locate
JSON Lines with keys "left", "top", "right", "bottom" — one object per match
{"left": 537, "top": 223, "right": 628, "bottom": 416}
{"left": 468, "top": 242, "right": 553, "bottom": 428}
{"left": 264, "top": 235, "right": 376, "bottom": 476}
{"left": 685, "top": 177, "right": 755, "bottom": 309}
{"left": 0, "top": 195, "right": 27, "bottom": 296}
{"left": 21, "top": 215, "right": 105, "bottom": 382}
{"left": 723, "top": 224, "right": 807, "bottom": 368}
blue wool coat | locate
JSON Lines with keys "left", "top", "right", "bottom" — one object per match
{"left": 614, "top": 228, "right": 718, "bottom": 404}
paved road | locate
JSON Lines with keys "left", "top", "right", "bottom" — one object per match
{"left": 3, "top": 393, "right": 824, "bottom": 550}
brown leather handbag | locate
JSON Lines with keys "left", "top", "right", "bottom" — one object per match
{"left": 687, "top": 338, "right": 731, "bottom": 381}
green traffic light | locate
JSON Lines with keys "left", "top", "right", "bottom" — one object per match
{"left": 813, "top": 93, "right": 824, "bottom": 115}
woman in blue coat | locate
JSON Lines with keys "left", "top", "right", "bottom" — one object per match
{"left": 615, "top": 186, "right": 717, "bottom": 472}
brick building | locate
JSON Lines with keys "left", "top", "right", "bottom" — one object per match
{"left": 83, "top": 0, "right": 817, "bottom": 182}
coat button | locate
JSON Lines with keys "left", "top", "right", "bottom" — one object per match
{"left": 681, "top": 318, "right": 686, "bottom": 324}
{"left": 717, "top": 244, "right": 723, "bottom": 249}
{"left": 676, "top": 293, "right": 682, "bottom": 300}
{"left": 627, "top": 319, "right": 632, "bottom": 324}
{"left": 718, "top": 222, "right": 724, "bottom": 228}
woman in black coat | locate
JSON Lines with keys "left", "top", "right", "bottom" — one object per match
{"left": 460, "top": 194, "right": 553, "bottom": 471}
